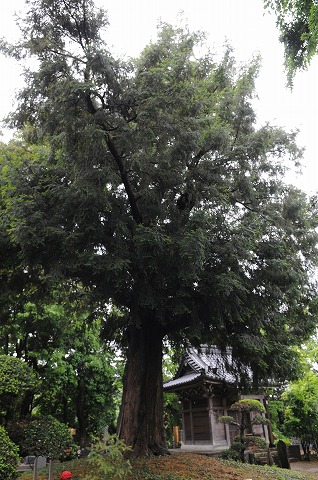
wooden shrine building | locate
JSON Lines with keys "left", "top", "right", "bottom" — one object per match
{"left": 163, "top": 346, "right": 270, "bottom": 451}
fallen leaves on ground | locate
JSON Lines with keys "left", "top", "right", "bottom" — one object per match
{"left": 18, "top": 452, "right": 314, "bottom": 480}
{"left": 131, "top": 453, "right": 313, "bottom": 480}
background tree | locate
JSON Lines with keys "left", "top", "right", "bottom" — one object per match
{"left": 0, "top": 161, "right": 120, "bottom": 441}
{"left": 282, "top": 370, "right": 318, "bottom": 457}
{"left": 0, "top": 140, "right": 49, "bottom": 367}
{"left": 266, "top": 335, "right": 318, "bottom": 453}
{"left": 36, "top": 313, "right": 119, "bottom": 446}
{"left": 1, "top": 0, "right": 318, "bottom": 456}
{"left": 0, "top": 294, "right": 119, "bottom": 444}
{"left": 162, "top": 343, "right": 182, "bottom": 446}
{"left": 268, "top": 398, "right": 290, "bottom": 443}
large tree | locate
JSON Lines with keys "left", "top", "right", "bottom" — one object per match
{"left": 1, "top": 0, "right": 318, "bottom": 456}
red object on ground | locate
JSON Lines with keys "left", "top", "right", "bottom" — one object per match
{"left": 60, "top": 471, "right": 73, "bottom": 480}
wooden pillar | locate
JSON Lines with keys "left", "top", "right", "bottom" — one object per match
{"left": 173, "top": 426, "right": 179, "bottom": 447}
{"left": 208, "top": 397, "right": 214, "bottom": 445}
{"left": 190, "top": 400, "right": 195, "bottom": 444}
{"left": 223, "top": 397, "right": 231, "bottom": 446}
{"left": 181, "top": 409, "right": 185, "bottom": 444}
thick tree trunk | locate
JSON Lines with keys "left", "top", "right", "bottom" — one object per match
{"left": 117, "top": 318, "right": 168, "bottom": 457}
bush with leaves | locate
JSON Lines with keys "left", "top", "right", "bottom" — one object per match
{"left": 0, "top": 355, "right": 38, "bottom": 424}
{"left": 22, "top": 416, "right": 75, "bottom": 460}
{"left": 221, "top": 435, "right": 267, "bottom": 461}
{"left": 0, "top": 426, "right": 19, "bottom": 480}
{"left": 83, "top": 435, "right": 132, "bottom": 480}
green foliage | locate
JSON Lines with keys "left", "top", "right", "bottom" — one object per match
{"left": 0, "top": 355, "right": 38, "bottom": 395}
{"left": 35, "top": 310, "right": 119, "bottom": 444}
{"left": 221, "top": 435, "right": 267, "bottom": 461}
{"left": 0, "top": 271, "right": 119, "bottom": 444}
{"left": 268, "top": 400, "right": 290, "bottom": 444}
{"left": 218, "top": 415, "right": 236, "bottom": 424}
{"left": 83, "top": 436, "right": 132, "bottom": 480}
{"left": 1, "top": 11, "right": 317, "bottom": 387}
{"left": 282, "top": 370, "right": 318, "bottom": 453}
{"left": 218, "top": 399, "right": 268, "bottom": 429}
{"left": 218, "top": 399, "right": 269, "bottom": 462}
{"left": 21, "top": 416, "right": 75, "bottom": 459}
{"left": 0, "top": 426, "right": 19, "bottom": 480}
{"left": 163, "top": 393, "right": 182, "bottom": 446}
{"left": 230, "top": 399, "right": 266, "bottom": 414}
{"left": 264, "top": 0, "right": 318, "bottom": 83}
{"left": 162, "top": 346, "right": 182, "bottom": 445}
{"left": 0, "top": 355, "right": 38, "bottom": 424}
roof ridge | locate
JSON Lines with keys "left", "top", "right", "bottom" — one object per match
{"left": 186, "top": 349, "right": 208, "bottom": 373}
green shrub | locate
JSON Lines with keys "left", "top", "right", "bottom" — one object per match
{"left": 220, "top": 435, "right": 267, "bottom": 461}
{"left": 6, "top": 420, "right": 30, "bottom": 457}
{"left": 22, "top": 416, "right": 75, "bottom": 459}
{"left": 83, "top": 435, "right": 132, "bottom": 480}
{"left": 0, "top": 426, "right": 19, "bottom": 480}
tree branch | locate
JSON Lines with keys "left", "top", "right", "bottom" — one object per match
{"left": 105, "top": 135, "right": 143, "bottom": 225}
{"left": 84, "top": 88, "right": 142, "bottom": 224}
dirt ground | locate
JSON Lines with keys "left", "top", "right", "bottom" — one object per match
{"left": 291, "top": 460, "right": 318, "bottom": 474}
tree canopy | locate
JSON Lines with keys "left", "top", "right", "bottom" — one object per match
{"left": 1, "top": 0, "right": 318, "bottom": 456}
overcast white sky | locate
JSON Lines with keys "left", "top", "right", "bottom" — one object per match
{"left": 1, "top": 0, "right": 318, "bottom": 195}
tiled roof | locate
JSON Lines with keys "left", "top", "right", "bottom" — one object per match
{"left": 163, "top": 346, "right": 251, "bottom": 391}
{"left": 163, "top": 372, "right": 201, "bottom": 389}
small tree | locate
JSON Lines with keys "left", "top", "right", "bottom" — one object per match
{"left": 0, "top": 426, "right": 19, "bottom": 480}
{"left": 83, "top": 435, "right": 132, "bottom": 480}
{"left": 22, "top": 416, "right": 75, "bottom": 480}
{"left": 219, "top": 399, "right": 270, "bottom": 461}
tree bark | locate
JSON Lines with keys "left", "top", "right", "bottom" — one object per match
{"left": 117, "top": 317, "right": 168, "bottom": 457}
{"left": 76, "top": 376, "right": 88, "bottom": 447}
